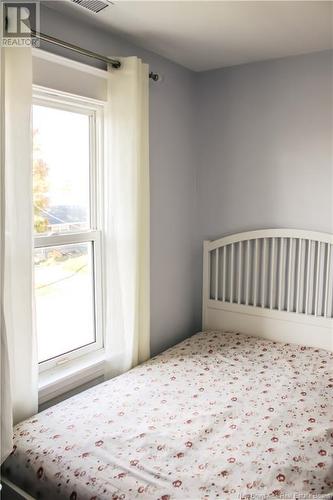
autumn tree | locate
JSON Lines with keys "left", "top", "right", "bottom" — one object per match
{"left": 33, "top": 129, "right": 49, "bottom": 233}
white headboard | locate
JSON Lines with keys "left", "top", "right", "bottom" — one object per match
{"left": 202, "top": 229, "right": 333, "bottom": 351}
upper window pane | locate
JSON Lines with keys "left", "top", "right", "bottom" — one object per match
{"left": 33, "top": 104, "right": 91, "bottom": 235}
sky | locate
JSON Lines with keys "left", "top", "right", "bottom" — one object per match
{"left": 33, "top": 104, "right": 90, "bottom": 209}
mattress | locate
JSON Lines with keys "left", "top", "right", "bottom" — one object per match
{"left": 3, "top": 331, "right": 333, "bottom": 499}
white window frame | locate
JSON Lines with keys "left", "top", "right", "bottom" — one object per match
{"left": 33, "top": 85, "right": 105, "bottom": 375}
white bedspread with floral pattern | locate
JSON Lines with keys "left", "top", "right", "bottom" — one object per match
{"left": 3, "top": 331, "right": 333, "bottom": 499}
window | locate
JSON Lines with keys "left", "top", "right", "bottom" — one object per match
{"left": 33, "top": 88, "right": 104, "bottom": 373}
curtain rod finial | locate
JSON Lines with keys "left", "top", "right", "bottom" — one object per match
{"left": 149, "top": 72, "right": 161, "bottom": 82}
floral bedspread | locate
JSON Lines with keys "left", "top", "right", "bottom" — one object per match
{"left": 3, "top": 331, "right": 333, "bottom": 499}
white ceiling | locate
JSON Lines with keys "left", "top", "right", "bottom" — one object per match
{"left": 48, "top": 1, "right": 333, "bottom": 72}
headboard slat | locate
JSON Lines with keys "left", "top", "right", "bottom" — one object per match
{"left": 222, "top": 247, "right": 226, "bottom": 302}
{"left": 253, "top": 239, "right": 259, "bottom": 307}
{"left": 324, "top": 244, "right": 331, "bottom": 317}
{"left": 296, "top": 240, "right": 302, "bottom": 313}
{"left": 237, "top": 241, "right": 242, "bottom": 304}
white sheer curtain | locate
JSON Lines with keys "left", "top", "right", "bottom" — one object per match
{"left": 1, "top": 47, "right": 38, "bottom": 463}
{"left": 104, "top": 56, "right": 150, "bottom": 378}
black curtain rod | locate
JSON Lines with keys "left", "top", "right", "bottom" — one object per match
{"left": 31, "top": 30, "right": 159, "bottom": 81}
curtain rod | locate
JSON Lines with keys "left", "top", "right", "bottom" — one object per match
{"left": 31, "top": 30, "right": 160, "bottom": 81}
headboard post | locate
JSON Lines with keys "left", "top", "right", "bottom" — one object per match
{"left": 202, "top": 240, "right": 210, "bottom": 330}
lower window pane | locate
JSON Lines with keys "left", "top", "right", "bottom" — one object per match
{"left": 35, "top": 242, "right": 96, "bottom": 363}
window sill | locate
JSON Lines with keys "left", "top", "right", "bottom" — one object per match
{"left": 39, "top": 350, "right": 105, "bottom": 405}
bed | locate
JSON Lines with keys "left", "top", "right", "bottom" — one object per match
{"left": 3, "top": 229, "right": 333, "bottom": 499}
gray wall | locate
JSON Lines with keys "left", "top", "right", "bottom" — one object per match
{"left": 194, "top": 50, "right": 333, "bottom": 326}
{"left": 38, "top": 4, "right": 200, "bottom": 355}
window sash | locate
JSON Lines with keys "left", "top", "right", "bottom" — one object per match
{"left": 34, "top": 230, "right": 100, "bottom": 248}
{"left": 32, "top": 93, "right": 103, "bottom": 235}
{"left": 36, "top": 231, "right": 104, "bottom": 373}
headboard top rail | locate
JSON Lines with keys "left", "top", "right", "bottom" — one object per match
{"left": 206, "top": 228, "right": 333, "bottom": 251}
